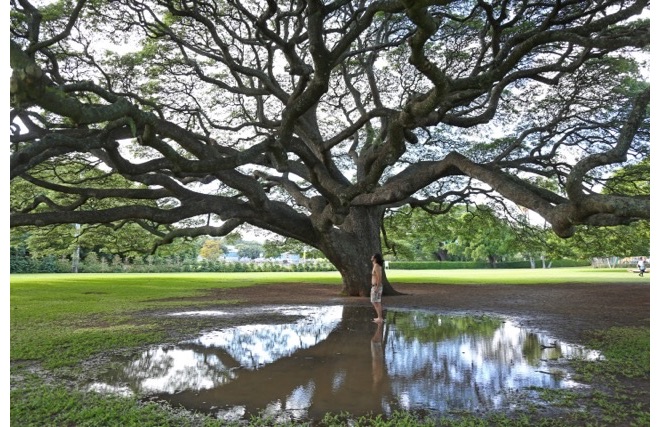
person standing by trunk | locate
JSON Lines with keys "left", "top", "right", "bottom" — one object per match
{"left": 371, "top": 253, "right": 384, "bottom": 323}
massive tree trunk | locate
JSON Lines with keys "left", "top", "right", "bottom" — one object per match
{"left": 315, "top": 206, "right": 400, "bottom": 297}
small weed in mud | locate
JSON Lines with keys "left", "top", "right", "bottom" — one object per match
{"left": 573, "top": 326, "right": 650, "bottom": 381}
{"left": 531, "top": 388, "right": 579, "bottom": 408}
{"left": 319, "top": 411, "right": 597, "bottom": 427}
{"left": 320, "top": 411, "right": 438, "bottom": 426}
{"left": 570, "top": 326, "right": 649, "bottom": 426}
{"left": 10, "top": 373, "right": 219, "bottom": 427}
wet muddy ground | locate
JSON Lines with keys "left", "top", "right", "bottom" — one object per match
{"left": 201, "top": 281, "right": 650, "bottom": 344}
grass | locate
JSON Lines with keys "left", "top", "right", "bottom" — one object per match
{"left": 385, "top": 267, "right": 648, "bottom": 284}
{"left": 9, "top": 269, "right": 650, "bottom": 426}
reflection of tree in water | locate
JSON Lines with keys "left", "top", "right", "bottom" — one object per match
{"left": 522, "top": 332, "right": 543, "bottom": 363}
{"left": 522, "top": 333, "right": 565, "bottom": 363}
{"left": 389, "top": 311, "right": 503, "bottom": 342}
{"left": 157, "top": 305, "right": 396, "bottom": 421}
{"left": 384, "top": 311, "right": 574, "bottom": 413}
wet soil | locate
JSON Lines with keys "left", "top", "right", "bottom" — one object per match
{"left": 205, "top": 281, "right": 650, "bottom": 344}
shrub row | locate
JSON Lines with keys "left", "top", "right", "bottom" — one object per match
{"left": 388, "top": 259, "right": 591, "bottom": 270}
{"left": 10, "top": 255, "right": 71, "bottom": 274}
{"left": 10, "top": 255, "right": 591, "bottom": 274}
{"left": 9, "top": 256, "right": 337, "bottom": 274}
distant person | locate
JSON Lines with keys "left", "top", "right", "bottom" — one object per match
{"left": 637, "top": 257, "right": 647, "bottom": 277}
{"left": 371, "top": 253, "right": 384, "bottom": 323}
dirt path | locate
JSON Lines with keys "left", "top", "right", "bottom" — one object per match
{"left": 208, "top": 281, "right": 650, "bottom": 343}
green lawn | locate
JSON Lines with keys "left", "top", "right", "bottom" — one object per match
{"left": 385, "top": 266, "right": 648, "bottom": 284}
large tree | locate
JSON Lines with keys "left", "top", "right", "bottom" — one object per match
{"left": 10, "top": 0, "right": 650, "bottom": 295}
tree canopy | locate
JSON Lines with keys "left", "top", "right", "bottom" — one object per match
{"left": 10, "top": 0, "right": 650, "bottom": 295}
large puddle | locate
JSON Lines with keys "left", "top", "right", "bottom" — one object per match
{"left": 88, "top": 306, "right": 600, "bottom": 423}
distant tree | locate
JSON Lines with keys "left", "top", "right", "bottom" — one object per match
{"left": 222, "top": 233, "right": 243, "bottom": 246}
{"left": 237, "top": 242, "right": 263, "bottom": 259}
{"left": 262, "top": 238, "right": 323, "bottom": 260}
{"left": 445, "top": 206, "right": 518, "bottom": 267}
{"left": 507, "top": 223, "right": 578, "bottom": 268}
{"left": 567, "top": 222, "right": 649, "bottom": 259}
{"left": 383, "top": 205, "right": 459, "bottom": 261}
{"left": 199, "top": 239, "right": 222, "bottom": 261}
{"left": 261, "top": 241, "right": 283, "bottom": 260}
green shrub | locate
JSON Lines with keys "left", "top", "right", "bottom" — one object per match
{"left": 388, "top": 259, "right": 590, "bottom": 270}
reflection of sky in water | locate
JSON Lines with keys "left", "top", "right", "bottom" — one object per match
{"left": 261, "top": 380, "right": 316, "bottom": 423}
{"left": 168, "top": 310, "right": 231, "bottom": 317}
{"left": 192, "top": 306, "right": 343, "bottom": 368}
{"left": 90, "top": 306, "right": 601, "bottom": 420}
{"left": 91, "top": 306, "right": 343, "bottom": 395}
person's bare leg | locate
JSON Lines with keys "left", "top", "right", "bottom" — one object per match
{"left": 373, "top": 302, "right": 383, "bottom": 323}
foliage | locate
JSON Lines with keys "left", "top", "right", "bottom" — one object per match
{"left": 262, "top": 239, "right": 324, "bottom": 260}
{"left": 237, "top": 241, "right": 264, "bottom": 259}
{"left": 10, "top": 258, "right": 339, "bottom": 274}
{"left": 389, "top": 261, "right": 491, "bottom": 269}
{"left": 383, "top": 205, "right": 525, "bottom": 263}
{"left": 383, "top": 205, "right": 457, "bottom": 261}
{"left": 383, "top": 204, "right": 649, "bottom": 264}
{"left": 10, "top": 245, "right": 70, "bottom": 273}
{"left": 444, "top": 206, "right": 519, "bottom": 265}
{"left": 199, "top": 238, "right": 222, "bottom": 261}
{"left": 566, "top": 221, "right": 650, "bottom": 258}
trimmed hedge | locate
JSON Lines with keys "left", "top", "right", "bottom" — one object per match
{"left": 10, "top": 255, "right": 590, "bottom": 274}
{"left": 388, "top": 259, "right": 591, "bottom": 269}
{"left": 9, "top": 256, "right": 337, "bottom": 274}
{"left": 10, "top": 255, "right": 71, "bottom": 273}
